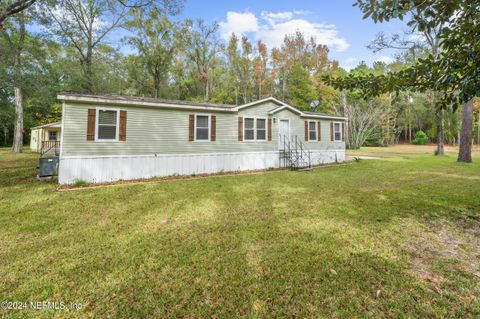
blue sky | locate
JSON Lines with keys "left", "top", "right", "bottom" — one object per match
{"left": 177, "top": 0, "right": 408, "bottom": 70}
{"left": 35, "top": 0, "right": 409, "bottom": 70}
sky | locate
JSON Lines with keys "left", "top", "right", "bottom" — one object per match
{"left": 33, "top": 0, "right": 410, "bottom": 71}
{"left": 175, "top": 0, "right": 409, "bottom": 70}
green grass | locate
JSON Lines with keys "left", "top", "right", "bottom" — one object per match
{"left": 0, "top": 148, "right": 479, "bottom": 318}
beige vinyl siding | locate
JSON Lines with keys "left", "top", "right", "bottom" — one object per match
{"left": 238, "top": 101, "right": 278, "bottom": 117}
{"left": 272, "top": 109, "right": 344, "bottom": 151}
{"left": 61, "top": 101, "right": 344, "bottom": 157}
{"left": 61, "top": 102, "right": 270, "bottom": 156}
{"left": 30, "top": 128, "right": 41, "bottom": 152}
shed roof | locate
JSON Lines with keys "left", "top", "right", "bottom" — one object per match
{"left": 31, "top": 122, "right": 61, "bottom": 129}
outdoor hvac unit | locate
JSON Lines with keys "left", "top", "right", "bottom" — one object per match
{"left": 39, "top": 156, "right": 59, "bottom": 177}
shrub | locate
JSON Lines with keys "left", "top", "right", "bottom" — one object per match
{"left": 411, "top": 130, "right": 429, "bottom": 145}
{"left": 73, "top": 179, "right": 88, "bottom": 187}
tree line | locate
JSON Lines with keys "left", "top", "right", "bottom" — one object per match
{"left": 1, "top": 0, "right": 479, "bottom": 158}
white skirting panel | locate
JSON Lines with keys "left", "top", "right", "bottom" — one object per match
{"left": 310, "top": 149, "right": 346, "bottom": 166}
{"left": 58, "top": 150, "right": 345, "bottom": 184}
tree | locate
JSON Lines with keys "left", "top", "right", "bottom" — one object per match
{"left": 367, "top": 8, "right": 446, "bottom": 154}
{"left": 286, "top": 64, "right": 316, "bottom": 109}
{"left": 327, "top": 0, "right": 479, "bottom": 162}
{"left": 40, "top": 0, "right": 182, "bottom": 93}
{"left": 345, "top": 99, "right": 385, "bottom": 149}
{"left": 179, "top": 19, "right": 221, "bottom": 101}
{"left": 41, "top": 0, "right": 129, "bottom": 92}
{"left": 226, "top": 34, "right": 254, "bottom": 104}
{"left": 255, "top": 40, "right": 268, "bottom": 99}
{"left": 0, "top": 0, "right": 36, "bottom": 27}
{"left": 2, "top": 11, "right": 26, "bottom": 152}
{"left": 125, "top": 8, "right": 175, "bottom": 98}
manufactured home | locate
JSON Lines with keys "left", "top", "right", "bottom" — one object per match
{"left": 57, "top": 93, "right": 347, "bottom": 184}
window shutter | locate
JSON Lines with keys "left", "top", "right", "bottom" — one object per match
{"left": 330, "top": 122, "right": 334, "bottom": 141}
{"left": 342, "top": 122, "right": 345, "bottom": 142}
{"left": 211, "top": 115, "right": 216, "bottom": 141}
{"left": 189, "top": 114, "right": 194, "bottom": 141}
{"left": 119, "top": 110, "right": 127, "bottom": 141}
{"left": 304, "top": 121, "right": 308, "bottom": 141}
{"left": 87, "top": 109, "right": 96, "bottom": 141}
{"left": 317, "top": 121, "right": 321, "bottom": 141}
{"left": 238, "top": 117, "right": 243, "bottom": 141}
{"left": 268, "top": 118, "right": 272, "bottom": 141}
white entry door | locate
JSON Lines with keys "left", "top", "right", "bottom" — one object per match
{"left": 278, "top": 119, "right": 290, "bottom": 150}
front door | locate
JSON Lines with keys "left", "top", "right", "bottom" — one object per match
{"left": 278, "top": 119, "right": 290, "bottom": 150}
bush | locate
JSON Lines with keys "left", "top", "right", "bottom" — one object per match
{"left": 411, "top": 130, "right": 429, "bottom": 145}
{"left": 73, "top": 179, "right": 88, "bottom": 187}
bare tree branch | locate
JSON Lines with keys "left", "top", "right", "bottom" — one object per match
{"left": 0, "top": 0, "right": 36, "bottom": 27}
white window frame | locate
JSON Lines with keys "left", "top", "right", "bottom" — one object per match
{"left": 333, "top": 122, "right": 342, "bottom": 142}
{"left": 194, "top": 114, "right": 211, "bottom": 142}
{"left": 95, "top": 107, "right": 120, "bottom": 142}
{"left": 243, "top": 116, "right": 268, "bottom": 142}
{"left": 308, "top": 120, "right": 318, "bottom": 142}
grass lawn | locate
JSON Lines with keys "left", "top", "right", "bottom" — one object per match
{"left": 0, "top": 147, "right": 479, "bottom": 318}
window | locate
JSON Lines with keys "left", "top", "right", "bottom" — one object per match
{"left": 48, "top": 131, "right": 57, "bottom": 141}
{"left": 334, "top": 123, "right": 341, "bottom": 141}
{"left": 244, "top": 117, "right": 267, "bottom": 141}
{"left": 195, "top": 115, "right": 210, "bottom": 141}
{"left": 97, "top": 109, "right": 118, "bottom": 140}
{"left": 244, "top": 118, "right": 255, "bottom": 140}
{"left": 308, "top": 121, "right": 317, "bottom": 141}
{"left": 256, "top": 119, "right": 266, "bottom": 140}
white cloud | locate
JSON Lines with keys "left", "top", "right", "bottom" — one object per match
{"left": 375, "top": 55, "right": 395, "bottom": 64}
{"left": 219, "top": 11, "right": 259, "bottom": 41}
{"left": 343, "top": 57, "right": 360, "bottom": 70}
{"left": 261, "top": 11, "right": 294, "bottom": 25}
{"left": 408, "top": 32, "right": 426, "bottom": 42}
{"left": 219, "top": 10, "right": 349, "bottom": 52}
{"left": 257, "top": 18, "right": 349, "bottom": 52}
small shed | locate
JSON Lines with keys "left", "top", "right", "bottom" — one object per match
{"left": 30, "top": 122, "right": 61, "bottom": 153}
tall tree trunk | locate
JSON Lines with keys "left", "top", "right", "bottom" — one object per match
{"left": 83, "top": 10, "right": 94, "bottom": 93}
{"left": 85, "top": 51, "right": 93, "bottom": 93}
{"left": 11, "top": 11, "right": 25, "bottom": 153}
{"left": 11, "top": 87, "right": 23, "bottom": 153}
{"left": 205, "top": 79, "right": 209, "bottom": 101}
{"left": 408, "top": 120, "right": 411, "bottom": 142}
{"left": 83, "top": 36, "right": 94, "bottom": 93}
{"left": 436, "top": 109, "right": 445, "bottom": 155}
{"left": 258, "top": 77, "right": 262, "bottom": 99}
{"left": 458, "top": 98, "right": 474, "bottom": 163}
{"left": 477, "top": 110, "right": 480, "bottom": 145}
{"left": 154, "top": 76, "right": 160, "bottom": 98}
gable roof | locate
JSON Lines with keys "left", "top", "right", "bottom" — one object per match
{"left": 233, "top": 96, "right": 284, "bottom": 111}
{"left": 57, "top": 93, "right": 347, "bottom": 120}
{"left": 241, "top": 97, "right": 347, "bottom": 120}
{"left": 267, "top": 104, "right": 303, "bottom": 115}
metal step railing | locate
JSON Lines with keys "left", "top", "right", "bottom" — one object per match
{"left": 279, "top": 135, "right": 311, "bottom": 170}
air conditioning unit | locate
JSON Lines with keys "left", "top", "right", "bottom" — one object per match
{"left": 39, "top": 156, "right": 59, "bottom": 177}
